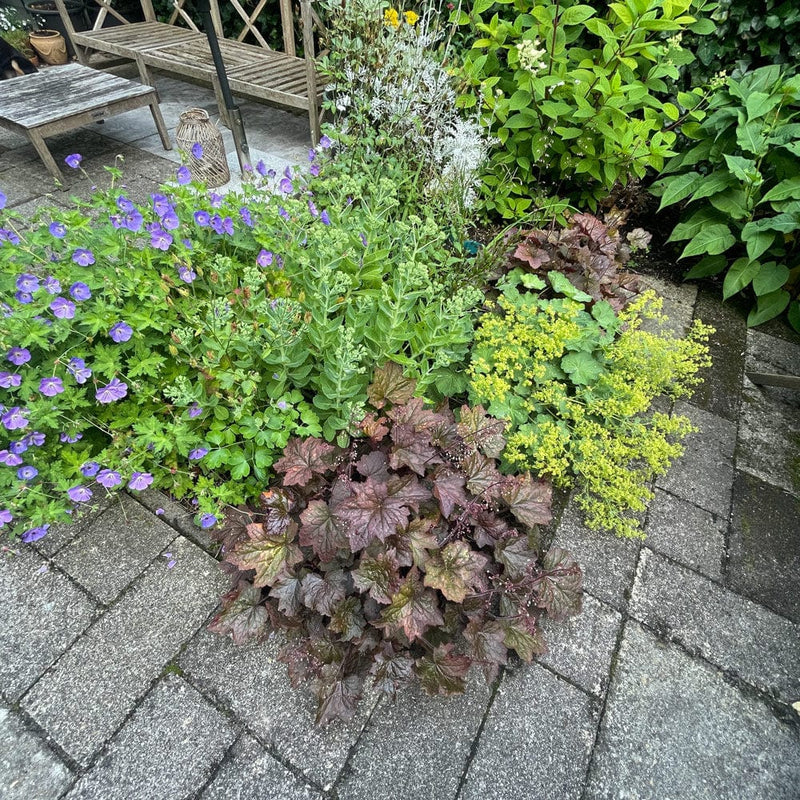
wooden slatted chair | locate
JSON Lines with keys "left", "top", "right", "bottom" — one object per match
{"left": 53, "top": 0, "right": 323, "bottom": 143}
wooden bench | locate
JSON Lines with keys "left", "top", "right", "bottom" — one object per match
{"left": 53, "top": 0, "right": 323, "bottom": 144}
{"left": 0, "top": 62, "right": 171, "bottom": 181}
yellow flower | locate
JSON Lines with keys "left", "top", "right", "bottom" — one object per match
{"left": 404, "top": 10, "right": 419, "bottom": 25}
{"left": 384, "top": 8, "right": 400, "bottom": 27}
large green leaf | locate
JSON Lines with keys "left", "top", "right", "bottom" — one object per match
{"left": 722, "top": 257, "right": 760, "bottom": 300}
{"left": 745, "top": 91, "right": 782, "bottom": 121}
{"left": 561, "top": 350, "right": 604, "bottom": 384}
{"left": 689, "top": 171, "right": 736, "bottom": 202}
{"left": 560, "top": 4, "right": 596, "bottom": 25}
{"left": 655, "top": 171, "right": 703, "bottom": 210}
{"left": 761, "top": 177, "right": 800, "bottom": 203}
{"left": 743, "top": 229, "right": 776, "bottom": 262}
{"left": 752, "top": 263, "right": 791, "bottom": 296}
{"left": 684, "top": 254, "right": 728, "bottom": 280}
{"left": 747, "top": 289, "right": 791, "bottom": 327}
{"left": 667, "top": 209, "right": 725, "bottom": 242}
{"left": 679, "top": 224, "right": 735, "bottom": 258}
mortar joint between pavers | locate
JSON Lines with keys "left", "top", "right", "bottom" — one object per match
{"left": 453, "top": 665, "right": 507, "bottom": 800}
{"left": 180, "top": 667, "right": 330, "bottom": 795}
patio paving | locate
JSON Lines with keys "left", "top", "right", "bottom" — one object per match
{"left": 1, "top": 70, "right": 800, "bottom": 800}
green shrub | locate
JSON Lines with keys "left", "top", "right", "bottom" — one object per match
{"left": 210, "top": 364, "right": 582, "bottom": 724}
{"left": 683, "top": 0, "right": 800, "bottom": 86}
{"left": 0, "top": 152, "right": 481, "bottom": 539}
{"left": 652, "top": 66, "right": 800, "bottom": 329}
{"left": 467, "top": 262, "right": 713, "bottom": 538}
{"left": 454, "top": 0, "right": 709, "bottom": 217}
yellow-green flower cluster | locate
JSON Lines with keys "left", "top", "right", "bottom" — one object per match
{"left": 469, "top": 290, "right": 714, "bottom": 538}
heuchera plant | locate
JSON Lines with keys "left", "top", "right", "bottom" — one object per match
{"left": 510, "top": 210, "right": 651, "bottom": 311}
{"left": 209, "top": 364, "right": 582, "bottom": 725}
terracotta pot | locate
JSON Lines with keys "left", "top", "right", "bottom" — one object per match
{"left": 29, "top": 28, "right": 68, "bottom": 64}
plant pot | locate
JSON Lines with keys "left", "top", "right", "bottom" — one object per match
{"left": 29, "top": 28, "right": 68, "bottom": 64}
{"left": 23, "top": 0, "right": 87, "bottom": 58}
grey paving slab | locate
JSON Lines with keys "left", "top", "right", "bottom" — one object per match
{"left": 53, "top": 494, "right": 177, "bottom": 603}
{"left": 639, "top": 274, "right": 698, "bottom": 337}
{"left": 0, "top": 705, "right": 72, "bottom": 800}
{"left": 728, "top": 470, "right": 800, "bottom": 623}
{"left": 538, "top": 593, "right": 622, "bottom": 697}
{"left": 180, "top": 629, "right": 375, "bottom": 790}
{"left": 0, "top": 547, "right": 98, "bottom": 702}
{"left": 551, "top": 503, "right": 640, "bottom": 611}
{"left": 738, "top": 329, "right": 800, "bottom": 495}
{"left": 21, "top": 536, "right": 226, "bottom": 765}
{"left": 586, "top": 621, "right": 800, "bottom": 800}
{"left": 133, "top": 488, "right": 216, "bottom": 552}
{"left": 631, "top": 548, "right": 800, "bottom": 705}
{"left": 201, "top": 735, "right": 322, "bottom": 800}
{"left": 643, "top": 488, "right": 726, "bottom": 579}
{"left": 0, "top": 158, "right": 63, "bottom": 206}
{"left": 460, "top": 664, "right": 597, "bottom": 800}
{"left": 336, "top": 676, "right": 491, "bottom": 800}
{"left": 33, "top": 500, "right": 114, "bottom": 559}
{"left": 53, "top": 494, "right": 177, "bottom": 604}
{"left": 655, "top": 401, "right": 736, "bottom": 517}
{"left": 64, "top": 675, "right": 235, "bottom": 800}
{"left": 689, "top": 288, "right": 747, "bottom": 422}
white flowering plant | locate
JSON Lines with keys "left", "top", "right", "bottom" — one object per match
{"left": 318, "top": 0, "right": 492, "bottom": 224}
{"left": 454, "top": 0, "right": 715, "bottom": 218}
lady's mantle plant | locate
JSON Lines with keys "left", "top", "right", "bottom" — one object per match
{"left": 468, "top": 214, "right": 713, "bottom": 538}
{"left": 210, "top": 364, "right": 582, "bottom": 724}
{"left": 0, "top": 151, "right": 481, "bottom": 540}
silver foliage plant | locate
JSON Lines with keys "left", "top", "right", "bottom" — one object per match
{"left": 321, "top": 0, "right": 490, "bottom": 213}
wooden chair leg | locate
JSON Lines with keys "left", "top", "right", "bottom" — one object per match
{"left": 148, "top": 97, "right": 172, "bottom": 151}
{"left": 27, "top": 130, "right": 64, "bottom": 185}
{"left": 211, "top": 76, "right": 231, "bottom": 129}
{"left": 308, "top": 99, "right": 320, "bottom": 146}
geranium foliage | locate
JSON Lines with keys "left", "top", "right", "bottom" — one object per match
{"left": 210, "top": 364, "right": 582, "bottom": 724}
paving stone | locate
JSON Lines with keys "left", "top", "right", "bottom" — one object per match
{"left": 631, "top": 548, "right": 800, "bottom": 705}
{"left": 336, "top": 676, "right": 491, "bottom": 800}
{"left": 655, "top": 401, "right": 736, "bottom": 517}
{"left": 201, "top": 736, "right": 323, "bottom": 800}
{"left": 586, "top": 622, "right": 800, "bottom": 800}
{"left": 33, "top": 500, "right": 114, "bottom": 559}
{"left": 53, "top": 494, "right": 177, "bottom": 604}
{"left": 689, "top": 288, "right": 748, "bottom": 422}
{"left": 65, "top": 675, "right": 235, "bottom": 800}
{"left": 133, "top": 488, "right": 216, "bottom": 552}
{"left": 538, "top": 593, "right": 622, "bottom": 697}
{"left": 738, "top": 330, "right": 800, "bottom": 495}
{"left": 0, "top": 705, "right": 72, "bottom": 799}
{"left": 21, "top": 536, "right": 226, "bottom": 765}
{"left": 638, "top": 274, "right": 698, "bottom": 338}
{"left": 643, "top": 489, "right": 726, "bottom": 579}
{"left": 0, "top": 546, "right": 97, "bottom": 702}
{"left": 551, "top": 503, "right": 639, "bottom": 611}
{"left": 728, "top": 470, "right": 800, "bottom": 623}
{"left": 461, "top": 664, "right": 597, "bottom": 800}
{"left": 0, "top": 159, "right": 63, "bottom": 206}
{"left": 180, "top": 629, "right": 376, "bottom": 789}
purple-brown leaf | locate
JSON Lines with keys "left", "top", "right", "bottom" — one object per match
{"left": 423, "top": 541, "right": 489, "bottom": 603}
{"left": 534, "top": 547, "right": 583, "bottom": 621}
{"left": 302, "top": 570, "right": 348, "bottom": 616}
{"left": 432, "top": 471, "right": 468, "bottom": 518}
{"left": 389, "top": 422, "right": 441, "bottom": 475}
{"left": 416, "top": 643, "right": 471, "bottom": 696}
{"left": 338, "top": 477, "right": 413, "bottom": 551}
{"left": 208, "top": 583, "right": 267, "bottom": 645}
{"left": 274, "top": 437, "right": 336, "bottom": 486}
{"left": 501, "top": 474, "right": 552, "bottom": 528}
{"left": 367, "top": 362, "right": 417, "bottom": 409}
{"left": 227, "top": 525, "right": 303, "bottom": 588}
{"left": 352, "top": 548, "right": 403, "bottom": 603}
{"left": 457, "top": 405, "right": 506, "bottom": 459}
{"left": 299, "top": 500, "right": 349, "bottom": 562}
{"left": 464, "top": 619, "right": 508, "bottom": 682}
{"left": 375, "top": 569, "right": 443, "bottom": 642}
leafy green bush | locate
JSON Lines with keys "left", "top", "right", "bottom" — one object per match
{"left": 210, "top": 364, "right": 582, "bottom": 724}
{"left": 683, "top": 0, "right": 800, "bottom": 86}
{"left": 454, "top": 0, "right": 709, "bottom": 217}
{"left": 0, "top": 153, "right": 481, "bottom": 540}
{"left": 652, "top": 66, "right": 800, "bottom": 328}
{"left": 468, "top": 265, "right": 713, "bottom": 538}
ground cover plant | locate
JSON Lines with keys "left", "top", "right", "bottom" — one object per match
{"left": 651, "top": 65, "right": 800, "bottom": 329}
{"left": 453, "top": 0, "right": 711, "bottom": 217}
{"left": 468, "top": 212, "right": 713, "bottom": 537}
{"left": 210, "top": 364, "right": 582, "bottom": 724}
{"left": 0, "top": 151, "right": 482, "bottom": 540}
